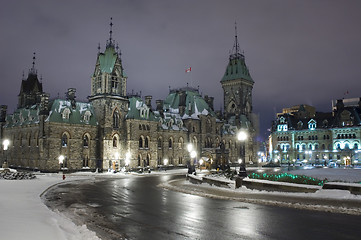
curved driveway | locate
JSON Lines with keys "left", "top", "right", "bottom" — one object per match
{"left": 44, "top": 174, "right": 361, "bottom": 240}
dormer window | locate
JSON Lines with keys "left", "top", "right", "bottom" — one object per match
{"left": 308, "top": 119, "right": 316, "bottom": 130}
{"left": 279, "top": 117, "right": 285, "bottom": 124}
{"left": 62, "top": 108, "right": 71, "bottom": 120}
{"left": 83, "top": 110, "right": 91, "bottom": 123}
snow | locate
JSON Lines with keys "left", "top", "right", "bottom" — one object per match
{"left": 0, "top": 173, "right": 100, "bottom": 240}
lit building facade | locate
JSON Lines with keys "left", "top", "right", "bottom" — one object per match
{"left": 269, "top": 99, "right": 361, "bottom": 166}
{"left": 0, "top": 21, "right": 257, "bottom": 172}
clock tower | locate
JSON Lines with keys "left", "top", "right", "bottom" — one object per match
{"left": 221, "top": 24, "right": 254, "bottom": 128}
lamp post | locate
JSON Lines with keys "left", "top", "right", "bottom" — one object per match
{"left": 58, "top": 155, "right": 64, "bottom": 170}
{"left": 3, "top": 139, "right": 9, "bottom": 168}
{"left": 237, "top": 130, "right": 248, "bottom": 177}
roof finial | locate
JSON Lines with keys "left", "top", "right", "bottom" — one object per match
{"left": 234, "top": 21, "right": 240, "bottom": 55}
{"left": 30, "top": 52, "right": 37, "bottom": 75}
{"left": 109, "top": 17, "right": 113, "bottom": 41}
{"left": 106, "top": 17, "right": 115, "bottom": 48}
{"left": 98, "top": 43, "right": 100, "bottom": 53}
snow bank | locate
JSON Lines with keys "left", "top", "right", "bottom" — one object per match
{"left": 0, "top": 173, "right": 100, "bottom": 240}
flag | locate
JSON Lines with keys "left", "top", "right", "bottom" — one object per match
{"left": 185, "top": 67, "right": 191, "bottom": 73}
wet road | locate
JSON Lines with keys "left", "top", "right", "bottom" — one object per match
{"left": 45, "top": 174, "right": 361, "bottom": 240}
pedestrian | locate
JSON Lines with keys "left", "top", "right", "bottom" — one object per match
{"left": 62, "top": 174, "right": 66, "bottom": 180}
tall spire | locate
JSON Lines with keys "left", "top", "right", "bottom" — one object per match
{"left": 106, "top": 17, "right": 115, "bottom": 48}
{"left": 230, "top": 22, "right": 243, "bottom": 60}
{"left": 29, "top": 52, "right": 37, "bottom": 75}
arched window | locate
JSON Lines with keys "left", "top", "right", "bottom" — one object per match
{"left": 157, "top": 138, "right": 162, "bottom": 149}
{"left": 83, "top": 135, "right": 89, "bottom": 147}
{"left": 113, "top": 136, "right": 118, "bottom": 148}
{"left": 139, "top": 137, "right": 143, "bottom": 148}
{"left": 139, "top": 124, "right": 142, "bottom": 130}
{"left": 354, "top": 143, "right": 359, "bottom": 149}
{"left": 113, "top": 110, "right": 120, "bottom": 128}
{"left": 168, "top": 138, "right": 173, "bottom": 149}
{"left": 61, "top": 133, "right": 68, "bottom": 147}
{"left": 145, "top": 136, "right": 149, "bottom": 149}
{"left": 179, "top": 137, "right": 184, "bottom": 149}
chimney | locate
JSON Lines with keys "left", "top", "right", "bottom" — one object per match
{"left": 156, "top": 100, "right": 164, "bottom": 116}
{"left": 145, "top": 95, "right": 152, "bottom": 109}
{"left": 39, "top": 93, "right": 50, "bottom": 115}
{"left": 66, "top": 88, "right": 76, "bottom": 109}
{"left": 204, "top": 95, "right": 214, "bottom": 111}
{"left": 336, "top": 99, "right": 344, "bottom": 111}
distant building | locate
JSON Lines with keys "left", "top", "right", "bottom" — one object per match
{"left": 0, "top": 21, "right": 257, "bottom": 172}
{"left": 269, "top": 99, "right": 361, "bottom": 166}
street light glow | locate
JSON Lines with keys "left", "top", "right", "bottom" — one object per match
{"left": 58, "top": 155, "right": 65, "bottom": 164}
{"left": 187, "top": 143, "right": 193, "bottom": 153}
{"left": 163, "top": 158, "right": 168, "bottom": 165}
{"left": 190, "top": 150, "right": 197, "bottom": 159}
{"left": 3, "top": 139, "right": 9, "bottom": 151}
{"left": 237, "top": 130, "right": 247, "bottom": 141}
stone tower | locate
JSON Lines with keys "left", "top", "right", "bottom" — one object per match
{"left": 88, "top": 18, "right": 129, "bottom": 169}
{"left": 220, "top": 24, "right": 254, "bottom": 127}
{"left": 18, "top": 53, "right": 44, "bottom": 109}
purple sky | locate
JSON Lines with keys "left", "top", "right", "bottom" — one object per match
{"left": 1, "top": 0, "right": 361, "bottom": 139}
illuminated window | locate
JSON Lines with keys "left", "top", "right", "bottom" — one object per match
{"left": 308, "top": 119, "right": 316, "bottom": 130}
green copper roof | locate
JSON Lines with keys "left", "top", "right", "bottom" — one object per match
{"left": 221, "top": 55, "right": 253, "bottom": 83}
{"left": 163, "top": 88, "right": 216, "bottom": 119}
{"left": 47, "top": 99, "right": 97, "bottom": 125}
{"left": 126, "top": 97, "right": 157, "bottom": 121}
{"left": 98, "top": 46, "right": 117, "bottom": 73}
{"left": 5, "top": 105, "right": 40, "bottom": 127}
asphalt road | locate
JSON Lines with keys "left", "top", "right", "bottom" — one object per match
{"left": 44, "top": 174, "right": 361, "bottom": 240}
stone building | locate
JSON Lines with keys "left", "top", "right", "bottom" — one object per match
{"left": 0, "top": 21, "right": 257, "bottom": 172}
{"left": 269, "top": 98, "right": 361, "bottom": 166}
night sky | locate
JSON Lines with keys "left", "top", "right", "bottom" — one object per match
{"left": 1, "top": 0, "right": 361, "bottom": 139}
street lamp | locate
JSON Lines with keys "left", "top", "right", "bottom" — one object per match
{"left": 3, "top": 139, "right": 10, "bottom": 168}
{"left": 237, "top": 130, "right": 248, "bottom": 177}
{"left": 125, "top": 152, "right": 131, "bottom": 167}
{"left": 58, "top": 155, "right": 65, "bottom": 170}
{"left": 163, "top": 158, "right": 168, "bottom": 166}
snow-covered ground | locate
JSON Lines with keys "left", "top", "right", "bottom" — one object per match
{"left": 0, "top": 172, "right": 100, "bottom": 240}
{"left": 0, "top": 167, "right": 360, "bottom": 239}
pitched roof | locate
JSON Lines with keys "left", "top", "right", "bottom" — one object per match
{"left": 221, "top": 54, "right": 253, "bottom": 83}
{"left": 46, "top": 99, "right": 97, "bottom": 125}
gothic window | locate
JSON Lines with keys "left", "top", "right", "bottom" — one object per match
{"left": 139, "top": 136, "right": 143, "bottom": 148}
{"left": 178, "top": 137, "right": 184, "bottom": 149}
{"left": 61, "top": 133, "right": 68, "bottom": 147}
{"left": 145, "top": 136, "right": 149, "bottom": 149}
{"left": 113, "top": 110, "right": 120, "bottom": 128}
{"left": 111, "top": 76, "right": 119, "bottom": 94}
{"left": 354, "top": 143, "right": 359, "bottom": 149}
{"left": 62, "top": 108, "right": 71, "bottom": 120}
{"left": 157, "top": 138, "right": 162, "bottom": 149}
{"left": 168, "top": 138, "right": 173, "bottom": 149}
{"left": 83, "top": 134, "right": 89, "bottom": 147}
{"left": 139, "top": 124, "right": 142, "bottom": 130}
{"left": 113, "top": 136, "right": 118, "bottom": 148}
